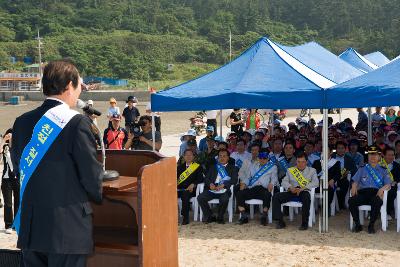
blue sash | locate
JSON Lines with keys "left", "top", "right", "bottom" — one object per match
{"left": 269, "top": 154, "right": 278, "bottom": 164}
{"left": 365, "top": 164, "right": 384, "bottom": 188}
{"left": 216, "top": 163, "right": 230, "bottom": 185}
{"left": 278, "top": 157, "right": 289, "bottom": 173}
{"left": 236, "top": 159, "right": 243, "bottom": 168}
{"left": 248, "top": 161, "right": 275, "bottom": 187}
{"left": 13, "top": 103, "right": 78, "bottom": 234}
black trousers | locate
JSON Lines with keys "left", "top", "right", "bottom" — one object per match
{"left": 197, "top": 189, "right": 231, "bottom": 220}
{"left": 1, "top": 178, "right": 19, "bottom": 229}
{"left": 178, "top": 189, "right": 196, "bottom": 219}
{"left": 236, "top": 186, "right": 272, "bottom": 209}
{"left": 315, "top": 185, "right": 334, "bottom": 206}
{"left": 386, "top": 185, "right": 397, "bottom": 215}
{"left": 336, "top": 178, "right": 350, "bottom": 209}
{"left": 348, "top": 188, "right": 382, "bottom": 225}
{"left": 22, "top": 250, "right": 86, "bottom": 267}
{"left": 272, "top": 190, "right": 311, "bottom": 224}
{"left": 206, "top": 119, "right": 217, "bottom": 137}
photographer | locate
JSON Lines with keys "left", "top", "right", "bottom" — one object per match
{"left": 122, "top": 96, "right": 140, "bottom": 132}
{"left": 1, "top": 129, "right": 19, "bottom": 234}
{"left": 125, "top": 115, "right": 162, "bottom": 151}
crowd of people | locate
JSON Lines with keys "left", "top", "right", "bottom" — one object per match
{"left": 177, "top": 107, "right": 400, "bottom": 234}
{"left": 84, "top": 95, "right": 162, "bottom": 152}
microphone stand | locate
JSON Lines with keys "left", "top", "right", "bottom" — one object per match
{"left": 89, "top": 115, "right": 119, "bottom": 181}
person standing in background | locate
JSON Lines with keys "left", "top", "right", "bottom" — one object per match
{"left": 205, "top": 110, "right": 219, "bottom": 137}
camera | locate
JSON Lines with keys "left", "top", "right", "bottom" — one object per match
{"left": 128, "top": 120, "right": 146, "bottom": 138}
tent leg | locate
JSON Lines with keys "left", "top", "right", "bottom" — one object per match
{"left": 368, "top": 107, "right": 372, "bottom": 145}
{"left": 322, "top": 108, "right": 329, "bottom": 233}
{"left": 152, "top": 113, "right": 156, "bottom": 151}
{"left": 219, "top": 109, "right": 223, "bottom": 139}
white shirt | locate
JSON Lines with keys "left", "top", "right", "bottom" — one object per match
{"left": 205, "top": 110, "right": 218, "bottom": 119}
{"left": 231, "top": 151, "right": 251, "bottom": 167}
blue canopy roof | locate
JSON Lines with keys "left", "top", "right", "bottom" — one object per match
{"left": 326, "top": 58, "right": 400, "bottom": 108}
{"left": 152, "top": 37, "right": 330, "bottom": 111}
{"left": 339, "top": 48, "right": 378, "bottom": 73}
{"left": 279, "top": 42, "right": 363, "bottom": 84}
{"left": 364, "top": 51, "right": 390, "bottom": 67}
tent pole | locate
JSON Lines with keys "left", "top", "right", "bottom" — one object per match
{"left": 367, "top": 107, "right": 372, "bottom": 145}
{"left": 322, "top": 108, "right": 329, "bottom": 232}
{"left": 220, "top": 110, "right": 223, "bottom": 139}
{"left": 339, "top": 109, "right": 342, "bottom": 123}
{"left": 152, "top": 113, "right": 156, "bottom": 151}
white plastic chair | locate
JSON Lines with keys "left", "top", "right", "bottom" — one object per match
{"left": 245, "top": 189, "right": 274, "bottom": 224}
{"left": 349, "top": 189, "right": 388, "bottom": 231}
{"left": 280, "top": 187, "right": 316, "bottom": 228}
{"left": 315, "top": 190, "right": 339, "bottom": 216}
{"left": 178, "top": 183, "right": 203, "bottom": 222}
{"left": 198, "top": 183, "right": 234, "bottom": 223}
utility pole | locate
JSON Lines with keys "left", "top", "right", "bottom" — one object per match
{"left": 36, "top": 29, "right": 43, "bottom": 90}
{"left": 229, "top": 29, "right": 232, "bottom": 62}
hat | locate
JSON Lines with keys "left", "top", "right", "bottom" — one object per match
{"left": 274, "top": 119, "right": 281, "bottom": 125}
{"left": 111, "top": 114, "right": 121, "bottom": 121}
{"left": 109, "top": 97, "right": 117, "bottom": 103}
{"left": 255, "top": 130, "right": 265, "bottom": 136}
{"left": 242, "top": 131, "right": 253, "bottom": 137}
{"left": 214, "top": 136, "right": 224, "bottom": 142}
{"left": 358, "top": 131, "right": 367, "bottom": 138}
{"left": 317, "top": 120, "right": 323, "bottom": 127}
{"left": 299, "top": 134, "right": 307, "bottom": 140}
{"left": 388, "top": 106, "right": 396, "bottom": 113}
{"left": 87, "top": 100, "right": 94, "bottom": 105}
{"left": 358, "top": 135, "right": 367, "bottom": 141}
{"left": 187, "top": 139, "right": 197, "bottom": 146}
{"left": 367, "top": 145, "right": 381, "bottom": 154}
{"left": 206, "top": 125, "right": 214, "bottom": 132}
{"left": 126, "top": 95, "right": 138, "bottom": 103}
{"left": 388, "top": 131, "right": 398, "bottom": 137}
{"left": 259, "top": 123, "right": 268, "bottom": 129}
{"left": 184, "top": 129, "right": 197, "bottom": 137}
{"left": 258, "top": 152, "right": 269, "bottom": 159}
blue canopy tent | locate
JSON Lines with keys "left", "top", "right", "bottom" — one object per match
{"left": 280, "top": 42, "right": 364, "bottom": 84}
{"left": 339, "top": 48, "right": 378, "bottom": 73}
{"left": 151, "top": 37, "right": 336, "bottom": 112}
{"left": 364, "top": 51, "right": 390, "bottom": 67}
{"left": 326, "top": 58, "right": 400, "bottom": 108}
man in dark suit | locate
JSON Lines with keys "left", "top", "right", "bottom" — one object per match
{"left": 197, "top": 149, "right": 238, "bottom": 224}
{"left": 177, "top": 149, "right": 204, "bottom": 225}
{"left": 381, "top": 147, "right": 400, "bottom": 218}
{"left": 11, "top": 60, "right": 103, "bottom": 267}
{"left": 332, "top": 141, "right": 357, "bottom": 209}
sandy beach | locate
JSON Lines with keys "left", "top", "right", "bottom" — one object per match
{"left": 0, "top": 101, "right": 399, "bottom": 266}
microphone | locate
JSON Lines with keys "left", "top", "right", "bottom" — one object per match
{"left": 76, "top": 99, "right": 102, "bottom": 116}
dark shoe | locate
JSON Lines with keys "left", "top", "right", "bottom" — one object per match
{"left": 205, "top": 215, "right": 216, "bottom": 224}
{"left": 353, "top": 224, "right": 363, "bottom": 233}
{"left": 181, "top": 218, "right": 189, "bottom": 225}
{"left": 276, "top": 220, "right": 286, "bottom": 229}
{"left": 299, "top": 223, "right": 308, "bottom": 231}
{"left": 368, "top": 224, "right": 376, "bottom": 234}
{"left": 260, "top": 216, "right": 267, "bottom": 226}
{"left": 217, "top": 218, "right": 225, "bottom": 224}
{"left": 238, "top": 216, "right": 249, "bottom": 225}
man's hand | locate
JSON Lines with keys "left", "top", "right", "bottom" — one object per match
{"left": 267, "top": 183, "right": 274, "bottom": 192}
{"left": 210, "top": 183, "right": 216, "bottom": 190}
{"left": 216, "top": 184, "right": 225, "bottom": 191}
{"left": 186, "top": 184, "right": 195, "bottom": 193}
{"left": 239, "top": 183, "right": 246, "bottom": 191}
{"left": 377, "top": 188, "right": 384, "bottom": 199}
{"left": 139, "top": 135, "right": 148, "bottom": 143}
{"left": 296, "top": 188, "right": 304, "bottom": 196}
{"left": 342, "top": 170, "right": 349, "bottom": 179}
{"left": 328, "top": 179, "right": 335, "bottom": 188}
{"left": 351, "top": 184, "right": 358, "bottom": 197}
{"left": 3, "top": 133, "right": 12, "bottom": 142}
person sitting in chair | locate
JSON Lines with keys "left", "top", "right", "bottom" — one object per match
{"left": 177, "top": 149, "right": 204, "bottom": 225}
{"left": 197, "top": 149, "right": 238, "bottom": 224}
{"left": 236, "top": 149, "right": 277, "bottom": 226}
{"left": 380, "top": 147, "right": 400, "bottom": 219}
{"left": 272, "top": 152, "right": 319, "bottom": 230}
{"left": 349, "top": 146, "right": 391, "bottom": 234}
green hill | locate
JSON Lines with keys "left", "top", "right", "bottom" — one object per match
{"left": 0, "top": 0, "right": 399, "bottom": 89}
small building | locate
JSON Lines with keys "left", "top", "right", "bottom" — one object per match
{"left": 0, "top": 64, "right": 43, "bottom": 91}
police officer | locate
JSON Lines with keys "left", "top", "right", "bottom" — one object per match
{"left": 349, "top": 146, "right": 392, "bottom": 234}
{"left": 236, "top": 149, "right": 277, "bottom": 226}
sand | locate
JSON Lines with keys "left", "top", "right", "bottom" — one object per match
{"left": 0, "top": 101, "right": 399, "bottom": 266}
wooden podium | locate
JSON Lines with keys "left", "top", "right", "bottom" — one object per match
{"left": 87, "top": 150, "right": 178, "bottom": 267}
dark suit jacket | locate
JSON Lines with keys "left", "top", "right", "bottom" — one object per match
{"left": 312, "top": 160, "right": 341, "bottom": 182}
{"left": 177, "top": 162, "right": 204, "bottom": 190}
{"left": 204, "top": 163, "right": 238, "bottom": 190}
{"left": 11, "top": 99, "right": 103, "bottom": 254}
{"left": 390, "top": 161, "right": 400, "bottom": 183}
{"left": 332, "top": 153, "right": 357, "bottom": 177}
